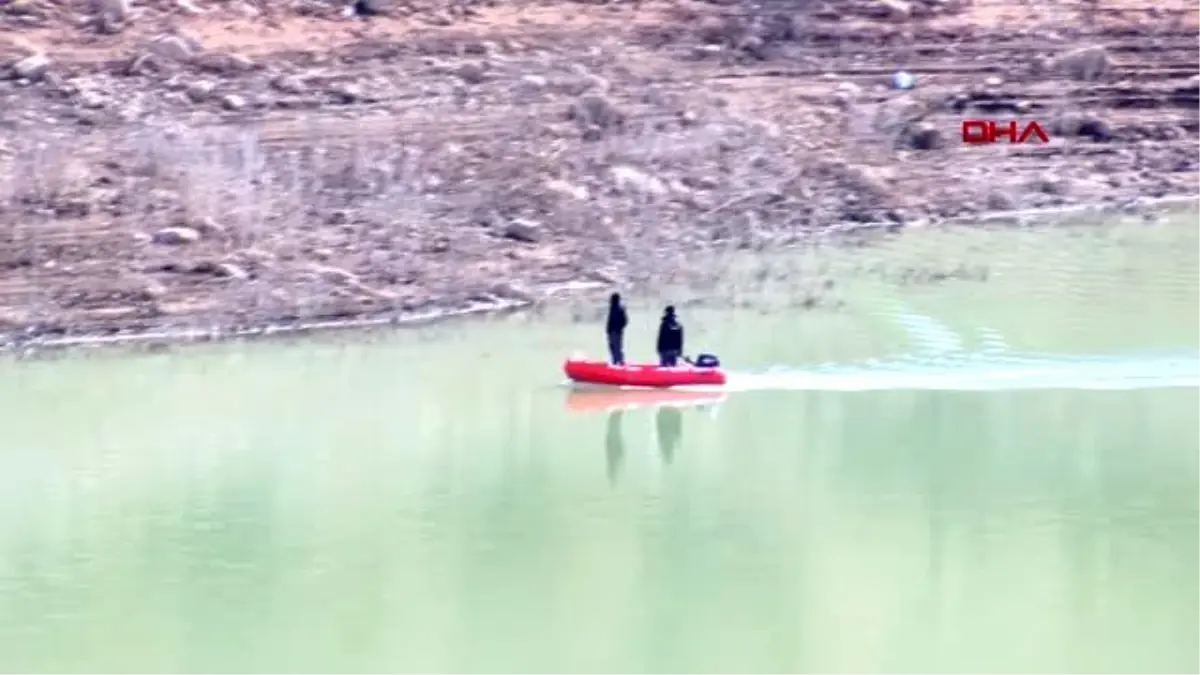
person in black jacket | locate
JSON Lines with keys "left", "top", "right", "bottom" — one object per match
{"left": 605, "top": 292, "right": 628, "bottom": 365}
{"left": 656, "top": 305, "right": 684, "bottom": 367}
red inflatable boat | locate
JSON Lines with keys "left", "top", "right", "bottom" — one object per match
{"left": 563, "top": 359, "right": 727, "bottom": 388}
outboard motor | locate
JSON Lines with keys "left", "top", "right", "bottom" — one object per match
{"left": 694, "top": 353, "right": 721, "bottom": 368}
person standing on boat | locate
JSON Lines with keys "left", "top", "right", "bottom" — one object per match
{"left": 605, "top": 292, "right": 628, "bottom": 365}
{"left": 656, "top": 305, "right": 684, "bottom": 367}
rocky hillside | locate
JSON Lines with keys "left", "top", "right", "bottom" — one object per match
{"left": 0, "top": 0, "right": 1197, "bottom": 344}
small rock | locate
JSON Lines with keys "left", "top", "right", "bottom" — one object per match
{"left": 875, "top": 0, "right": 911, "bottom": 21}
{"left": 223, "top": 53, "right": 254, "bottom": 71}
{"left": 490, "top": 282, "right": 536, "bottom": 302}
{"left": 544, "top": 179, "right": 589, "bottom": 201}
{"left": 232, "top": 1, "right": 259, "bottom": 17}
{"left": 271, "top": 74, "right": 306, "bottom": 94}
{"left": 329, "top": 82, "right": 363, "bottom": 103}
{"left": 152, "top": 226, "right": 201, "bottom": 245}
{"left": 567, "top": 94, "right": 624, "bottom": 130}
{"left": 185, "top": 80, "right": 215, "bottom": 102}
{"left": 905, "top": 122, "right": 943, "bottom": 150}
{"left": 986, "top": 190, "right": 1016, "bottom": 210}
{"left": 76, "top": 90, "right": 106, "bottom": 109}
{"left": 150, "top": 35, "right": 194, "bottom": 62}
{"left": 311, "top": 264, "right": 358, "bottom": 284}
{"left": 12, "top": 54, "right": 51, "bottom": 81}
{"left": 189, "top": 216, "right": 226, "bottom": 237}
{"left": 125, "top": 53, "right": 159, "bottom": 76}
{"left": 175, "top": 0, "right": 205, "bottom": 14}
{"left": 353, "top": 0, "right": 389, "bottom": 16}
{"left": 611, "top": 165, "right": 668, "bottom": 196}
{"left": 214, "top": 262, "right": 249, "bottom": 279}
{"left": 519, "top": 74, "right": 548, "bottom": 89}
{"left": 219, "top": 93, "right": 246, "bottom": 111}
{"left": 1050, "top": 45, "right": 1109, "bottom": 82}
{"left": 93, "top": 0, "right": 132, "bottom": 21}
{"left": 455, "top": 62, "right": 487, "bottom": 84}
{"left": 1028, "top": 173, "right": 1071, "bottom": 196}
{"left": 503, "top": 219, "right": 541, "bottom": 243}
{"left": 836, "top": 81, "right": 863, "bottom": 97}
{"left": 141, "top": 279, "right": 169, "bottom": 299}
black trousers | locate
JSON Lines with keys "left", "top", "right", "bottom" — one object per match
{"left": 607, "top": 331, "right": 625, "bottom": 365}
{"left": 658, "top": 350, "right": 680, "bottom": 367}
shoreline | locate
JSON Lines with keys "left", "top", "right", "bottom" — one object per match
{"left": 3, "top": 195, "right": 1194, "bottom": 358}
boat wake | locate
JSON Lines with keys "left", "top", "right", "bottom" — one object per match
{"left": 707, "top": 351, "right": 1200, "bottom": 393}
{"left": 697, "top": 309, "right": 1199, "bottom": 393}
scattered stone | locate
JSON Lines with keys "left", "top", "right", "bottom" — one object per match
{"left": 874, "top": 0, "right": 912, "bottom": 21}
{"left": 222, "top": 53, "right": 255, "bottom": 72}
{"left": 567, "top": 94, "right": 624, "bottom": 130}
{"left": 310, "top": 264, "right": 359, "bottom": 284}
{"left": 125, "top": 53, "right": 159, "bottom": 76}
{"left": 352, "top": 0, "right": 389, "bottom": 16}
{"left": 490, "top": 282, "right": 536, "bottom": 302}
{"left": 696, "top": 15, "right": 743, "bottom": 45}
{"left": 150, "top": 35, "right": 194, "bottom": 62}
{"left": 152, "top": 226, "right": 201, "bottom": 245}
{"left": 737, "top": 35, "right": 768, "bottom": 60}
{"left": 175, "top": 0, "right": 205, "bottom": 14}
{"left": 215, "top": 262, "right": 249, "bottom": 279}
{"left": 219, "top": 93, "right": 246, "bottom": 111}
{"left": 184, "top": 80, "right": 215, "bottom": 102}
{"left": 544, "top": 179, "right": 589, "bottom": 201}
{"left": 189, "top": 216, "right": 226, "bottom": 238}
{"left": 231, "top": 1, "right": 259, "bottom": 17}
{"left": 519, "top": 74, "right": 548, "bottom": 90}
{"left": 503, "top": 218, "right": 541, "bottom": 243}
{"left": 93, "top": 0, "right": 132, "bottom": 22}
{"left": 271, "top": 74, "right": 306, "bottom": 94}
{"left": 986, "top": 190, "right": 1016, "bottom": 210}
{"left": 76, "top": 90, "right": 106, "bottom": 109}
{"left": 611, "top": 165, "right": 668, "bottom": 196}
{"left": 8, "top": 54, "right": 49, "bottom": 83}
{"left": 329, "top": 82, "right": 363, "bottom": 103}
{"left": 140, "top": 278, "right": 169, "bottom": 300}
{"left": 1050, "top": 45, "right": 1110, "bottom": 82}
{"left": 1027, "top": 173, "right": 1071, "bottom": 196}
{"left": 455, "top": 62, "right": 487, "bottom": 85}
{"left": 905, "top": 122, "right": 943, "bottom": 150}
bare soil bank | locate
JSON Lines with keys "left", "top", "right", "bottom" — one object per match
{"left": 0, "top": 0, "right": 1196, "bottom": 348}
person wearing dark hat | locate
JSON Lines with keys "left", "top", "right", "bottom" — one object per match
{"left": 605, "top": 292, "right": 628, "bottom": 365}
{"left": 655, "top": 305, "right": 684, "bottom": 367}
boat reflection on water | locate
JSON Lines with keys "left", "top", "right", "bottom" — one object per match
{"left": 605, "top": 410, "right": 625, "bottom": 484}
{"left": 564, "top": 388, "right": 726, "bottom": 483}
{"left": 656, "top": 406, "right": 681, "bottom": 465}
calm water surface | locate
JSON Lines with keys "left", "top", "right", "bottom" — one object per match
{"left": 0, "top": 220, "right": 1197, "bottom": 673}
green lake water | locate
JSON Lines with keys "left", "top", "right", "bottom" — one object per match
{"left": 0, "top": 218, "right": 1197, "bottom": 673}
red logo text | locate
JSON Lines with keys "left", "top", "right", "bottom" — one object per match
{"left": 961, "top": 120, "right": 1050, "bottom": 145}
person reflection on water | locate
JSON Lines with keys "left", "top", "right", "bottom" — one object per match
{"left": 605, "top": 292, "right": 628, "bottom": 366}
{"left": 656, "top": 305, "right": 684, "bottom": 367}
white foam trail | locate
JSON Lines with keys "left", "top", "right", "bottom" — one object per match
{"left": 680, "top": 352, "right": 1200, "bottom": 393}
{"left": 891, "top": 310, "right": 964, "bottom": 354}
{"left": 979, "top": 328, "right": 1010, "bottom": 354}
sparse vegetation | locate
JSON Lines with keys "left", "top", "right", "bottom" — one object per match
{"left": 0, "top": 0, "right": 1195, "bottom": 347}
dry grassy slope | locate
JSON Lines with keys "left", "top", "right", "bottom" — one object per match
{"left": 0, "top": 0, "right": 1196, "bottom": 343}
